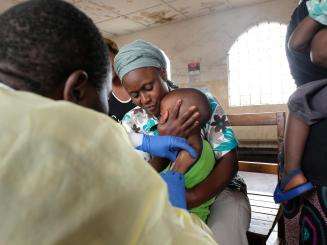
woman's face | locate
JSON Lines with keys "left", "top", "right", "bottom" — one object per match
{"left": 122, "top": 67, "right": 168, "bottom": 117}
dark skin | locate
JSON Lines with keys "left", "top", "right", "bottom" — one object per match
{"left": 311, "top": 28, "right": 327, "bottom": 67}
{"left": 158, "top": 99, "right": 201, "bottom": 138}
{"left": 288, "top": 17, "right": 322, "bottom": 52}
{"left": 160, "top": 121, "right": 237, "bottom": 208}
{"left": 123, "top": 67, "right": 238, "bottom": 207}
{"left": 285, "top": 15, "right": 327, "bottom": 190}
{"left": 288, "top": 15, "right": 327, "bottom": 67}
{"left": 164, "top": 128, "right": 237, "bottom": 208}
{"left": 283, "top": 114, "right": 309, "bottom": 190}
{"left": 123, "top": 67, "right": 201, "bottom": 171}
{"left": 123, "top": 67, "right": 169, "bottom": 118}
{"left": 159, "top": 91, "right": 205, "bottom": 174}
{"left": 0, "top": 63, "right": 109, "bottom": 114}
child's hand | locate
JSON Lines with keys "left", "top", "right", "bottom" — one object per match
{"left": 307, "top": 0, "right": 327, "bottom": 25}
{"left": 171, "top": 150, "right": 196, "bottom": 174}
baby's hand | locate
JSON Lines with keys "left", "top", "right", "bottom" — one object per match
{"left": 171, "top": 150, "right": 196, "bottom": 174}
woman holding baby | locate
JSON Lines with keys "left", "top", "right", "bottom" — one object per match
{"left": 114, "top": 40, "right": 251, "bottom": 245}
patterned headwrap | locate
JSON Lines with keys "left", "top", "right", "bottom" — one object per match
{"left": 114, "top": 40, "right": 167, "bottom": 81}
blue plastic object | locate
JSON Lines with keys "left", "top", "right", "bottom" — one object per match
{"left": 274, "top": 168, "right": 314, "bottom": 203}
{"left": 136, "top": 135, "right": 197, "bottom": 161}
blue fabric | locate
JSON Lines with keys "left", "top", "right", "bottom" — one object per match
{"left": 160, "top": 170, "right": 187, "bottom": 209}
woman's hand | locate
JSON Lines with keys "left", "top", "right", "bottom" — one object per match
{"left": 158, "top": 99, "right": 201, "bottom": 138}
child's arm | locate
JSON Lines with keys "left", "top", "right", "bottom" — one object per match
{"left": 149, "top": 157, "right": 170, "bottom": 172}
{"left": 310, "top": 28, "right": 327, "bottom": 66}
{"left": 172, "top": 150, "right": 197, "bottom": 174}
{"left": 288, "top": 16, "right": 322, "bottom": 52}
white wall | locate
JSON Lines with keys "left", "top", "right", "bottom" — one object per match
{"left": 113, "top": 0, "right": 299, "bottom": 141}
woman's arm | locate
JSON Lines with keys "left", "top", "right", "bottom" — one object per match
{"left": 186, "top": 149, "right": 238, "bottom": 208}
{"left": 288, "top": 16, "right": 322, "bottom": 52}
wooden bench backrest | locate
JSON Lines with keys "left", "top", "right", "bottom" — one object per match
{"left": 227, "top": 112, "right": 286, "bottom": 174}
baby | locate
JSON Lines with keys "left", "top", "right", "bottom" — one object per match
{"left": 274, "top": 0, "right": 327, "bottom": 203}
{"left": 159, "top": 88, "right": 216, "bottom": 222}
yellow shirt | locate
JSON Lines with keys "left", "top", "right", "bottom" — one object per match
{"left": 0, "top": 86, "right": 217, "bottom": 245}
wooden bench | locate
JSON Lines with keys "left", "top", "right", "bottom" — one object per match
{"left": 228, "top": 112, "right": 286, "bottom": 244}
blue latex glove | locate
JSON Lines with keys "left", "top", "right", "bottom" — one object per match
{"left": 307, "top": 0, "right": 327, "bottom": 25}
{"left": 160, "top": 170, "right": 187, "bottom": 209}
{"left": 136, "top": 135, "right": 198, "bottom": 162}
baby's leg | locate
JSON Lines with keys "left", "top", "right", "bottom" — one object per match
{"left": 283, "top": 79, "right": 327, "bottom": 191}
{"left": 283, "top": 113, "right": 309, "bottom": 190}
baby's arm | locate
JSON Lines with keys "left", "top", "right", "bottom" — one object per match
{"left": 289, "top": 0, "right": 327, "bottom": 53}
{"left": 172, "top": 150, "right": 196, "bottom": 174}
{"left": 288, "top": 16, "right": 322, "bottom": 52}
{"left": 149, "top": 157, "right": 170, "bottom": 172}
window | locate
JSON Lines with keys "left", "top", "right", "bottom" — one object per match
{"left": 228, "top": 22, "right": 296, "bottom": 107}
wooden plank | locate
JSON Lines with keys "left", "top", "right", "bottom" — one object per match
{"left": 248, "top": 190, "right": 275, "bottom": 197}
{"left": 228, "top": 113, "right": 278, "bottom": 126}
{"left": 251, "top": 206, "right": 278, "bottom": 216}
{"left": 249, "top": 225, "right": 270, "bottom": 236}
{"left": 238, "top": 139, "right": 278, "bottom": 144}
{"left": 251, "top": 212, "right": 276, "bottom": 222}
{"left": 248, "top": 193, "right": 275, "bottom": 203}
{"left": 276, "top": 111, "right": 286, "bottom": 149}
{"left": 249, "top": 219, "right": 273, "bottom": 235}
{"left": 239, "top": 161, "right": 278, "bottom": 174}
{"left": 249, "top": 199, "right": 279, "bottom": 209}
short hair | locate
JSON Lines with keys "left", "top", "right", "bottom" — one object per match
{"left": 104, "top": 38, "right": 119, "bottom": 55}
{"left": 0, "top": 0, "right": 109, "bottom": 94}
{"left": 161, "top": 88, "right": 211, "bottom": 125}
